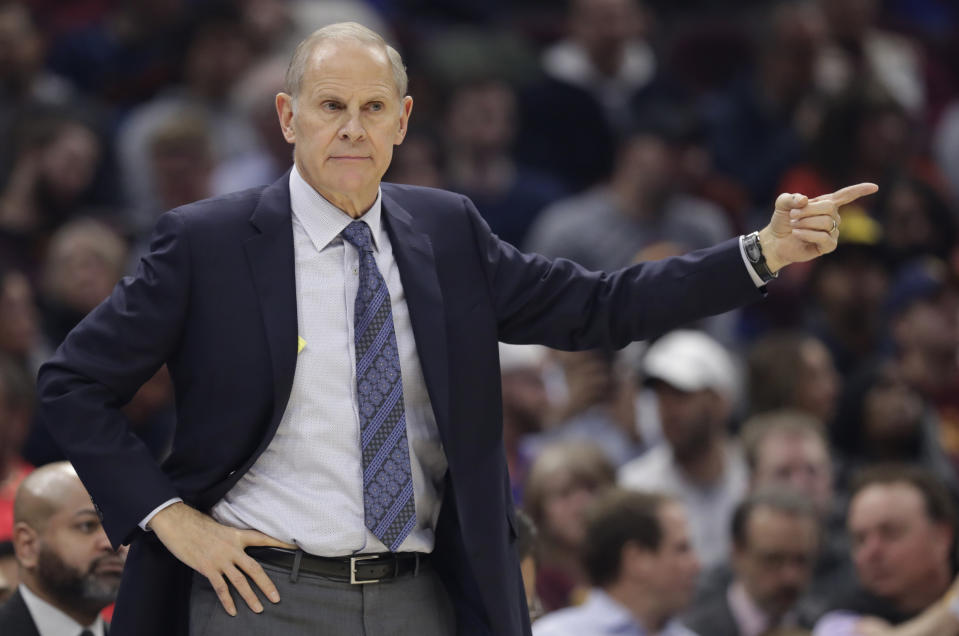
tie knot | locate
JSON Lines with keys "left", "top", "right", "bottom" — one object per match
{"left": 342, "top": 221, "right": 374, "bottom": 252}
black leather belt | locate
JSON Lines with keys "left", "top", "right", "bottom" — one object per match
{"left": 246, "top": 547, "right": 425, "bottom": 584}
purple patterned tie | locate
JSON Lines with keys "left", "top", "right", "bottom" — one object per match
{"left": 341, "top": 221, "right": 416, "bottom": 551}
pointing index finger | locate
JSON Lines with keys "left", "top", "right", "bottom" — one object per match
{"left": 826, "top": 182, "right": 879, "bottom": 206}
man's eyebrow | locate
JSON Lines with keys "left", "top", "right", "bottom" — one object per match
{"left": 72, "top": 508, "right": 99, "bottom": 519}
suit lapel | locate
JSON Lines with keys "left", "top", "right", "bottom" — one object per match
{"left": 242, "top": 171, "right": 298, "bottom": 455}
{"left": 381, "top": 192, "right": 451, "bottom": 437}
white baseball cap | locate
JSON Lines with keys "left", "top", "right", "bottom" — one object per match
{"left": 642, "top": 330, "right": 739, "bottom": 403}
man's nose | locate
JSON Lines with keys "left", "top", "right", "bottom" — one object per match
{"left": 339, "top": 111, "right": 365, "bottom": 141}
{"left": 94, "top": 528, "right": 113, "bottom": 551}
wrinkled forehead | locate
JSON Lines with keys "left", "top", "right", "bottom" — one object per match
{"left": 302, "top": 39, "right": 399, "bottom": 96}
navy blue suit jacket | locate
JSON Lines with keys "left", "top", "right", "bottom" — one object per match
{"left": 37, "top": 173, "right": 762, "bottom": 635}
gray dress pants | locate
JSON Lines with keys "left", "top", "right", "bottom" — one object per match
{"left": 189, "top": 558, "right": 456, "bottom": 635}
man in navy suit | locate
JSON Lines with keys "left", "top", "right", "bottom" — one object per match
{"left": 36, "top": 22, "right": 876, "bottom": 636}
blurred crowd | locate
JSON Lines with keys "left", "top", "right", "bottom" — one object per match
{"left": 1, "top": 0, "right": 959, "bottom": 633}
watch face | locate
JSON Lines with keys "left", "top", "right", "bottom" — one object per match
{"left": 745, "top": 236, "right": 761, "bottom": 262}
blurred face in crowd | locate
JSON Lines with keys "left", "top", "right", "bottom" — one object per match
{"left": 501, "top": 368, "right": 549, "bottom": 437}
{"left": 815, "top": 252, "right": 888, "bottom": 326}
{"left": 893, "top": 294, "right": 959, "bottom": 359}
{"left": 848, "top": 481, "right": 953, "bottom": 607}
{"left": 0, "top": 272, "right": 39, "bottom": 359}
{"left": 794, "top": 338, "right": 841, "bottom": 424}
{"left": 541, "top": 471, "right": 606, "bottom": 548}
{"left": 569, "top": 0, "right": 644, "bottom": 76}
{"left": 37, "top": 123, "right": 100, "bottom": 205}
{"left": 386, "top": 132, "right": 443, "bottom": 189}
{"left": 277, "top": 39, "right": 412, "bottom": 216}
{"left": 860, "top": 364, "right": 924, "bottom": 452}
{"left": 14, "top": 470, "right": 127, "bottom": 620}
{"left": 752, "top": 429, "right": 833, "bottom": 517}
{"left": 626, "top": 502, "right": 700, "bottom": 616}
{"left": 883, "top": 181, "right": 937, "bottom": 259}
{"left": 0, "top": 4, "right": 42, "bottom": 88}
{"left": 45, "top": 224, "right": 127, "bottom": 314}
{"left": 616, "top": 134, "right": 678, "bottom": 203}
{"left": 733, "top": 507, "right": 819, "bottom": 618}
{"left": 654, "top": 382, "right": 722, "bottom": 461}
{"left": 446, "top": 81, "right": 516, "bottom": 157}
{"left": 185, "top": 22, "right": 253, "bottom": 100}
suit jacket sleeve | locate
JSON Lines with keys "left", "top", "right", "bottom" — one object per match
{"left": 37, "top": 210, "right": 189, "bottom": 547}
{"left": 461, "top": 197, "right": 763, "bottom": 348}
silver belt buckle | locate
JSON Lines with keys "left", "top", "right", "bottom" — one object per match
{"left": 350, "top": 555, "right": 380, "bottom": 584}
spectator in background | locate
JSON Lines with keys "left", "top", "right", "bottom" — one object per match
{"left": 498, "top": 343, "right": 549, "bottom": 503}
{"left": 211, "top": 55, "right": 293, "bottom": 196}
{"left": 0, "top": 462, "right": 126, "bottom": 635}
{"left": 747, "top": 332, "right": 841, "bottom": 426}
{"left": 883, "top": 260, "right": 959, "bottom": 428}
{"left": 741, "top": 411, "right": 837, "bottom": 525}
{"left": 703, "top": 0, "right": 824, "bottom": 210}
{"left": 526, "top": 349, "right": 641, "bottom": 468}
{"left": 516, "top": 0, "right": 661, "bottom": 190}
{"left": 0, "top": 270, "right": 47, "bottom": 375}
{"left": 779, "top": 87, "right": 934, "bottom": 204}
{"left": 38, "top": 218, "right": 128, "bottom": 347}
{"left": 524, "top": 442, "right": 616, "bottom": 613}
{"left": 734, "top": 411, "right": 853, "bottom": 619}
{"left": 814, "top": 0, "right": 926, "bottom": 116}
{"left": 683, "top": 490, "right": 821, "bottom": 636}
{"left": 533, "top": 490, "right": 700, "bottom": 636}
{"left": 690, "top": 411, "right": 850, "bottom": 628}
{"left": 619, "top": 330, "right": 747, "bottom": 570}
{"left": 45, "top": 0, "right": 190, "bottom": 109}
{"left": 116, "top": 6, "right": 256, "bottom": 219}
{"left": 443, "top": 78, "right": 565, "bottom": 248}
{"left": 0, "top": 3, "right": 75, "bottom": 132}
{"left": 384, "top": 125, "right": 446, "bottom": 189}
{"left": 0, "top": 112, "right": 103, "bottom": 278}
{"left": 805, "top": 212, "right": 889, "bottom": 377}
{"left": 814, "top": 465, "right": 959, "bottom": 635}
{"left": 525, "top": 122, "right": 732, "bottom": 272}
{"left": 145, "top": 111, "right": 215, "bottom": 214}
{"left": 873, "top": 176, "right": 957, "bottom": 267}
{"left": 832, "top": 359, "right": 958, "bottom": 495}
{"left": 0, "top": 354, "right": 34, "bottom": 595}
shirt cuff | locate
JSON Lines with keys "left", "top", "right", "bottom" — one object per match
{"left": 139, "top": 497, "right": 183, "bottom": 531}
{"left": 739, "top": 234, "right": 767, "bottom": 288}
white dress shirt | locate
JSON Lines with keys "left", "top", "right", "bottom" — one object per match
{"left": 19, "top": 584, "right": 106, "bottom": 636}
{"left": 208, "top": 166, "right": 447, "bottom": 555}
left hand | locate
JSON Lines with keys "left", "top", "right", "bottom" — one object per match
{"left": 758, "top": 182, "right": 879, "bottom": 273}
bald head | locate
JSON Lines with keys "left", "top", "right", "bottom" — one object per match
{"left": 14, "top": 462, "right": 87, "bottom": 531}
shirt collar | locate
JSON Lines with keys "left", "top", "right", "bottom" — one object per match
{"left": 728, "top": 580, "right": 787, "bottom": 636}
{"left": 19, "top": 583, "right": 106, "bottom": 636}
{"left": 583, "top": 589, "right": 645, "bottom": 633}
{"left": 288, "top": 163, "right": 384, "bottom": 253}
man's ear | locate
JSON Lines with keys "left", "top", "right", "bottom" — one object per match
{"left": 621, "top": 541, "right": 654, "bottom": 580}
{"left": 276, "top": 92, "right": 296, "bottom": 144}
{"left": 394, "top": 95, "right": 413, "bottom": 146}
{"left": 13, "top": 522, "right": 40, "bottom": 569}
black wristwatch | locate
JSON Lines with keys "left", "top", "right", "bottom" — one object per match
{"left": 742, "top": 231, "right": 778, "bottom": 284}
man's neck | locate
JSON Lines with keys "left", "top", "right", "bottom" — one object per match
{"left": 675, "top": 436, "right": 726, "bottom": 486}
{"left": 605, "top": 581, "right": 670, "bottom": 632}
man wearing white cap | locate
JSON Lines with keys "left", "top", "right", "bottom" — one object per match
{"left": 618, "top": 329, "right": 747, "bottom": 569}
